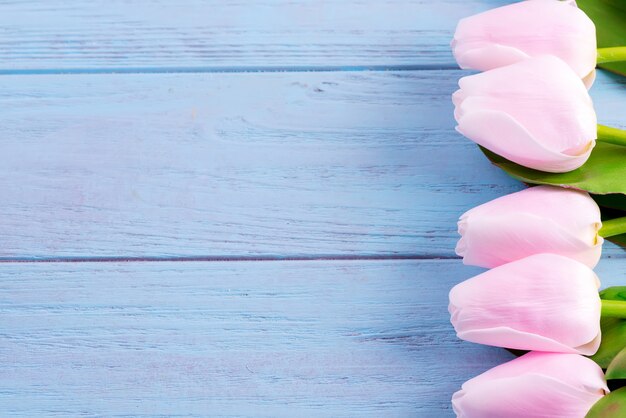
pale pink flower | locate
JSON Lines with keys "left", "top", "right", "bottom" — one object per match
{"left": 456, "top": 185, "right": 603, "bottom": 268}
{"left": 449, "top": 253, "right": 601, "bottom": 355}
{"left": 452, "top": 0, "right": 597, "bottom": 87}
{"left": 453, "top": 352, "right": 608, "bottom": 418}
{"left": 453, "top": 55, "right": 597, "bottom": 173}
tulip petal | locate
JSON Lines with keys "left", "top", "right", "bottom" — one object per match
{"left": 451, "top": 0, "right": 597, "bottom": 80}
{"left": 460, "top": 186, "right": 602, "bottom": 245}
{"left": 456, "top": 108, "right": 593, "bottom": 172}
{"left": 457, "top": 211, "right": 603, "bottom": 268}
{"left": 455, "top": 43, "right": 529, "bottom": 71}
{"left": 454, "top": 55, "right": 598, "bottom": 165}
{"left": 465, "top": 352, "right": 608, "bottom": 393}
{"left": 453, "top": 352, "right": 608, "bottom": 418}
{"left": 458, "top": 325, "right": 600, "bottom": 355}
{"left": 583, "top": 69, "right": 596, "bottom": 89}
{"left": 454, "top": 374, "right": 604, "bottom": 418}
{"left": 449, "top": 254, "right": 601, "bottom": 353}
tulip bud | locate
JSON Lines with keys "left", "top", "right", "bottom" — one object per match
{"left": 453, "top": 55, "right": 597, "bottom": 173}
{"left": 449, "top": 253, "right": 601, "bottom": 354}
{"left": 452, "top": 0, "right": 597, "bottom": 88}
{"left": 453, "top": 352, "right": 608, "bottom": 418}
{"left": 456, "top": 185, "right": 603, "bottom": 269}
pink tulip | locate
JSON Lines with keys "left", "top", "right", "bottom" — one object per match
{"left": 457, "top": 185, "right": 603, "bottom": 269}
{"left": 452, "top": 0, "right": 597, "bottom": 88}
{"left": 453, "top": 55, "right": 597, "bottom": 173}
{"left": 449, "top": 253, "right": 601, "bottom": 355}
{"left": 453, "top": 352, "right": 608, "bottom": 418}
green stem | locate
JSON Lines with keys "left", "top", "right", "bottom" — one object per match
{"left": 597, "top": 47, "right": 626, "bottom": 64}
{"left": 597, "top": 124, "right": 626, "bottom": 147}
{"left": 600, "top": 216, "right": 626, "bottom": 238}
{"left": 602, "top": 300, "right": 626, "bottom": 318}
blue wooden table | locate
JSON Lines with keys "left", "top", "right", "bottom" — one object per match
{"left": 2, "top": 1, "right": 625, "bottom": 416}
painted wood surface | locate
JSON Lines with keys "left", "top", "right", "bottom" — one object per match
{"left": 2, "top": 0, "right": 625, "bottom": 416}
{"left": 1, "top": 0, "right": 509, "bottom": 71}
{"left": 4, "top": 259, "right": 625, "bottom": 417}
{"left": 1, "top": 70, "right": 624, "bottom": 259}
{"left": 1, "top": 259, "right": 514, "bottom": 417}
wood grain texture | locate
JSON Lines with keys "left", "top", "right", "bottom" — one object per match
{"left": 0, "top": 0, "right": 509, "bottom": 71}
{"left": 0, "top": 259, "right": 516, "bottom": 417}
{"left": 3, "top": 258, "right": 624, "bottom": 417}
{"left": 2, "top": 69, "right": 624, "bottom": 259}
{"left": 2, "top": 69, "right": 502, "bottom": 258}
{"left": 3, "top": 1, "right": 626, "bottom": 416}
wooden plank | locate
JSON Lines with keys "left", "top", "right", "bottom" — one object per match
{"left": 1, "top": 69, "right": 518, "bottom": 259}
{"left": 0, "top": 0, "right": 509, "bottom": 71}
{"left": 2, "top": 258, "right": 622, "bottom": 416}
{"left": 0, "top": 259, "right": 518, "bottom": 417}
{"left": 1, "top": 69, "right": 624, "bottom": 259}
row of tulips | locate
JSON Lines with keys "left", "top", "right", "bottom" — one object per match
{"left": 450, "top": 188, "right": 615, "bottom": 416}
{"left": 448, "top": 1, "right": 626, "bottom": 417}
{"left": 452, "top": 0, "right": 626, "bottom": 174}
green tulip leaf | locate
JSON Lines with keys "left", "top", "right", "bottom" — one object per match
{"left": 586, "top": 388, "right": 626, "bottom": 418}
{"left": 607, "top": 346, "right": 626, "bottom": 380}
{"left": 590, "top": 317, "right": 626, "bottom": 368}
{"left": 480, "top": 147, "right": 626, "bottom": 250}
{"left": 480, "top": 144, "right": 626, "bottom": 195}
{"left": 578, "top": 0, "right": 626, "bottom": 77}
{"left": 601, "top": 287, "right": 626, "bottom": 302}
{"left": 586, "top": 387, "right": 626, "bottom": 418}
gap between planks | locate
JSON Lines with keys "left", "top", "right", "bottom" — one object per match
{"left": 2, "top": 254, "right": 623, "bottom": 264}
{"left": 0, "top": 64, "right": 459, "bottom": 76}
{"left": 0, "top": 254, "right": 461, "bottom": 264}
